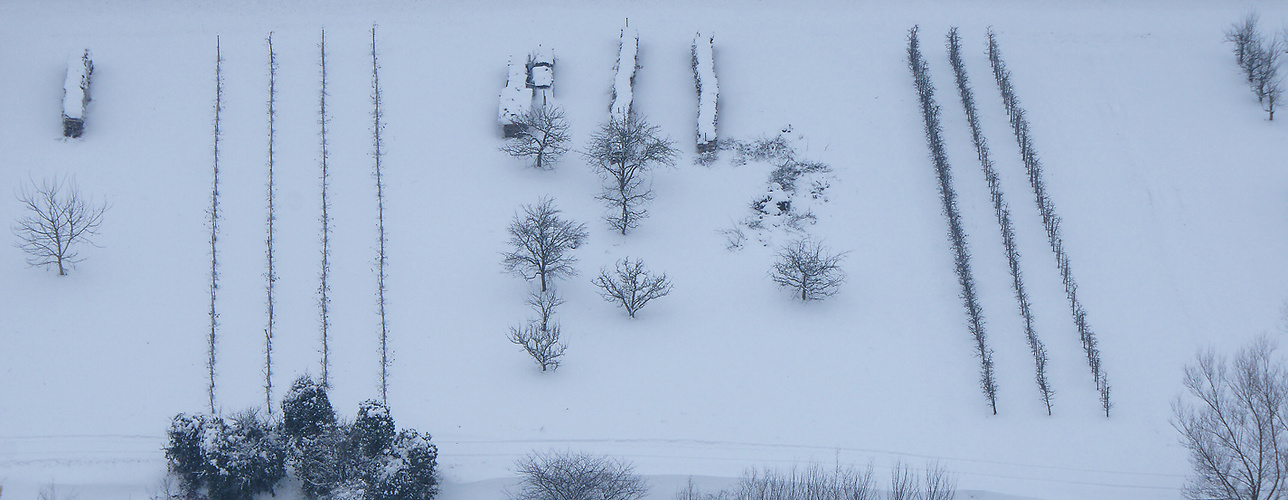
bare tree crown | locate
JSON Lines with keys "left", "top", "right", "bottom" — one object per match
{"left": 509, "top": 290, "right": 566, "bottom": 372}
{"left": 592, "top": 257, "right": 672, "bottom": 318}
{"left": 770, "top": 238, "right": 847, "bottom": 301}
{"left": 14, "top": 177, "right": 107, "bottom": 276}
{"left": 500, "top": 105, "right": 571, "bottom": 170}
{"left": 1174, "top": 337, "right": 1288, "bottom": 500}
{"left": 502, "top": 198, "right": 588, "bottom": 292}
{"left": 585, "top": 113, "right": 677, "bottom": 234}
{"left": 512, "top": 451, "right": 648, "bottom": 500}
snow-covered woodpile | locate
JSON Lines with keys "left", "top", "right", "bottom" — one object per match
{"left": 692, "top": 32, "right": 718, "bottom": 153}
{"left": 498, "top": 56, "right": 533, "bottom": 138}
{"left": 62, "top": 49, "right": 93, "bottom": 138}
{"left": 610, "top": 28, "right": 638, "bottom": 121}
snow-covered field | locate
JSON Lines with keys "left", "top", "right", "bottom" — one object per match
{"left": 3, "top": 1, "right": 1288, "bottom": 499}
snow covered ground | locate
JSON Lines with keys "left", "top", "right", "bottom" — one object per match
{"left": 2, "top": 1, "right": 1288, "bottom": 499}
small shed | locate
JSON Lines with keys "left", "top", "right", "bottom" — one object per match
{"left": 62, "top": 50, "right": 93, "bottom": 138}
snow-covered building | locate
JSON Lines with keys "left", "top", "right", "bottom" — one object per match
{"left": 692, "top": 32, "right": 718, "bottom": 153}
{"left": 62, "top": 50, "right": 93, "bottom": 138}
{"left": 498, "top": 56, "right": 533, "bottom": 138}
{"left": 610, "top": 28, "right": 638, "bottom": 121}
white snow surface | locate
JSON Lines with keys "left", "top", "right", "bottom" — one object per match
{"left": 4, "top": 1, "right": 1288, "bottom": 499}
{"left": 611, "top": 27, "right": 638, "bottom": 121}
{"left": 693, "top": 32, "right": 718, "bottom": 146}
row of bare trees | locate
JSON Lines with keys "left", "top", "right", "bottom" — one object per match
{"left": 988, "top": 29, "right": 1110, "bottom": 417}
{"left": 909, "top": 25, "right": 998, "bottom": 415}
{"left": 1227, "top": 13, "right": 1284, "bottom": 120}
{"left": 947, "top": 28, "right": 1053, "bottom": 415}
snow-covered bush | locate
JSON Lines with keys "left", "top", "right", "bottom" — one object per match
{"left": 592, "top": 257, "right": 672, "bottom": 318}
{"left": 723, "top": 134, "right": 832, "bottom": 246}
{"left": 367, "top": 430, "right": 439, "bottom": 500}
{"left": 62, "top": 49, "right": 92, "bottom": 138}
{"left": 352, "top": 400, "right": 395, "bottom": 461}
{"left": 164, "top": 380, "right": 438, "bottom": 500}
{"left": 282, "top": 375, "right": 336, "bottom": 439}
{"left": 512, "top": 451, "right": 647, "bottom": 500}
{"left": 163, "top": 411, "right": 286, "bottom": 500}
{"left": 499, "top": 57, "right": 534, "bottom": 138}
{"left": 611, "top": 28, "right": 638, "bottom": 121}
{"left": 691, "top": 32, "right": 718, "bottom": 157}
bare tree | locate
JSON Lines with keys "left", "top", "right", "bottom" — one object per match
{"left": 511, "top": 451, "right": 648, "bottom": 500}
{"left": 372, "top": 23, "right": 391, "bottom": 405}
{"left": 13, "top": 177, "right": 107, "bottom": 276}
{"left": 922, "top": 462, "right": 957, "bottom": 500}
{"left": 1255, "top": 32, "right": 1284, "bottom": 120}
{"left": 770, "top": 239, "right": 846, "bottom": 301}
{"left": 318, "top": 28, "right": 332, "bottom": 387}
{"left": 500, "top": 105, "right": 570, "bottom": 170}
{"left": 264, "top": 31, "right": 278, "bottom": 414}
{"left": 592, "top": 257, "right": 672, "bottom": 318}
{"left": 208, "top": 36, "right": 224, "bottom": 414}
{"left": 509, "top": 320, "right": 565, "bottom": 372}
{"left": 502, "top": 198, "right": 588, "bottom": 292}
{"left": 1228, "top": 13, "right": 1260, "bottom": 76}
{"left": 585, "top": 113, "right": 678, "bottom": 235}
{"left": 510, "top": 290, "right": 565, "bottom": 372}
{"left": 887, "top": 461, "right": 919, "bottom": 500}
{"left": 1174, "top": 337, "right": 1288, "bottom": 500}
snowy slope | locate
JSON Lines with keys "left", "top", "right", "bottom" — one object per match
{"left": 2, "top": 1, "right": 1288, "bottom": 499}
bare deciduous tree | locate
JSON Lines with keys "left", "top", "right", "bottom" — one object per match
{"left": 502, "top": 198, "right": 588, "bottom": 292}
{"left": 512, "top": 451, "right": 648, "bottom": 500}
{"left": 585, "top": 113, "right": 677, "bottom": 235}
{"left": 1228, "top": 13, "right": 1260, "bottom": 75}
{"left": 509, "top": 290, "right": 567, "bottom": 372}
{"left": 770, "top": 239, "right": 846, "bottom": 301}
{"left": 592, "top": 257, "right": 672, "bottom": 318}
{"left": 1174, "top": 337, "right": 1288, "bottom": 500}
{"left": 500, "top": 105, "right": 571, "bottom": 170}
{"left": 13, "top": 177, "right": 107, "bottom": 276}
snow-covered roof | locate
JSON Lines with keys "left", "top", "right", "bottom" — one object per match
{"left": 611, "top": 28, "right": 638, "bottom": 121}
{"left": 499, "top": 57, "right": 532, "bottom": 126}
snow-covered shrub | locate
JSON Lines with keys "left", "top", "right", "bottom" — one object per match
{"left": 610, "top": 28, "right": 639, "bottom": 121}
{"left": 512, "top": 451, "right": 647, "bottom": 500}
{"left": 164, "top": 411, "right": 286, "bottom": 500}
{"left": 367, "top": 430, "right": 439, "bottom": 500}
{"left": 691, "top": 32, "right": 718, "bottom": 157}
{"left": 165, "top": 413, "right": 209, "bottom": 492}
{"left": 724, "top": 134, "right": 832, "bottom": 247}
{"left": 282, "top": 375, "right": 336, "bottom": 439}
{"left": 204, "top": 411, "right": 286, "bottom": 500}
{"left": 352, "top": 400, "right": 395, "bottom": 461}
{"left": 62, "top": 49, "right": 92, "bottom": 138}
